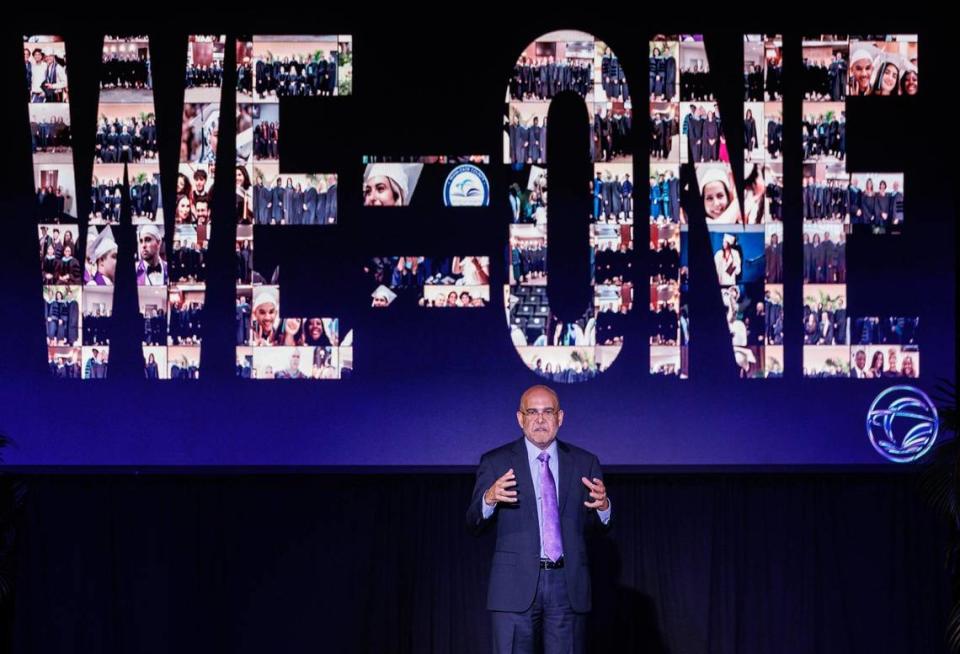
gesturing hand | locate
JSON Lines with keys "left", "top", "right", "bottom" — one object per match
{"left": 484, "top": 468, "right": 517, "bottom": 507}
{"left": 581, "top": 477, "right": 609, "bottom": 511}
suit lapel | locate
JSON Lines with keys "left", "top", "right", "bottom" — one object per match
{"left": 511, "top": 438, "right": 536, "bottom": 524}
{"left": 557, "top": 440, "right": 576, "bottom": 514}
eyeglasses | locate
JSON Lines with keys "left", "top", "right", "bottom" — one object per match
{"left": 521, "top": 408, "right": 559, "bottom": 418}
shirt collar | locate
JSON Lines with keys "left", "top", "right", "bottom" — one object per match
{"left": 524, "top": 437, "right": 558, "bottom": 465}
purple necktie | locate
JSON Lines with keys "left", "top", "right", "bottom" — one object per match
{"left": 538, "top": 451, "right": 563, "bottom": 562}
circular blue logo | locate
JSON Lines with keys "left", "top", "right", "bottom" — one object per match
{"left": 443, "top": 165, "right": 489, "bottom": 207}
{"left": 866, "top": 385, "right": 939, "bottom": 463}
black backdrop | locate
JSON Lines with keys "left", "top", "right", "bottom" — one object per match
{"left": 2, "top": 470, "right": 951, "bottom": 653}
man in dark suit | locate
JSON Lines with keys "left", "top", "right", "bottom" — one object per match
{"left": 324, "top": 175, "right": 338, "bottom": 223}
{"left": 467, "top": 385, "right": 611, "bottom": 653}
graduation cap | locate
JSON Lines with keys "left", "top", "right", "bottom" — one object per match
{"left": 363, "top": 163, "right": 422, "bottom": 205}
{"left": 850, "top": 46, "right": 878, "bottom": 66}
{"left": 138, "top": 223, "right": 162, "bottom": 242}
{"left": 252, "top": 286, "right": 279, "bottom": 312}
{"left": 87, "top": 225, "right": 118, "bottom": 262}
{"left": 370, "top": 284, "right": 397, "bottom": 305}
{"left": 236, "top": 128, "right": 252, "bottom": 161}
{"left": 697, "top": 164, "right": 731, "bottom": 193}
{"left": 871, "top": 52, "right": 911, "bottom": 89}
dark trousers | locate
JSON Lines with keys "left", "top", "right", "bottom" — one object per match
{"left": 490, "top": 567, "right": 586, "bottom": 654}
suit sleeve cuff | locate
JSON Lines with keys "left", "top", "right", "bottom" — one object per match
{"left": 481, "top": 499, "right": 496, "bottom": 520}
{"left": 597, "top": 499, "right": 611, "bottom": 524}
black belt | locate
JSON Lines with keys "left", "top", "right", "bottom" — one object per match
{"left": 539, "top": 557, "right": 564, "bottom": 569}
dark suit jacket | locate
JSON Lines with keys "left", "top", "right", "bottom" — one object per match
{"left": 466, "top": 437, "right": 609, "bottom": 613}
{"left": 325, "top": 184, "right": 337, "bottom": 222}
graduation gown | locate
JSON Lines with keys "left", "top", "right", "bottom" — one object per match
{"left": 42, "top": 256, "right": 58, "bottom": 283}
{"left": 528, "top": 125, "right": 542, "bottom": 162}
{"left": 847, "top": 186, "right": 862, "bottom": 222}
{"left": 324, "top": 184, "right": 337, "bottom": 222}
{"left": 316, "top": 192, "right": 328, "bottom": 226}
{"left": 802, "top": 185, "right": 814, "bottom": 219}
{"left": 812, "top": 243, "right": 827, "bottom": 282}
{"left": 822, "top": 240, "right": 837, "bottom": 281}
{"left": 834, "top": 309, "right": 847, "bottom": 344}
{"left": 252, "top": 185, "right": 266, "bottom": 223}
{"left": 621, "top": 180, "right": 633, "bottom": 215}
{"left": 67, "top": 300, "right": 79, "bottom": 344}
{"left": 601, "top": 181, "right": 614, "bottom": 218}
{"left": 46, "top": 300, "right": 62, "bottom": 339}
{"left": 767, "top": 120, "right": 780, "bottom": 157}
{"left": 513, "top": 125, "right": 528, "bottom": 164}
{"left": 270, "top": 186, "right": 284, "bottom": 222}
{"left": 688, "top": 115, "right": 704, "bottom": 162}
{"left": 876, "top": 194, "right": 892, "bottom": 226}
{"left": 288, "top": 189, "right": 302, "bottom": 225}
{"left": 656, "top": 180, "right": 669, "bottom": 219}
{"left": 610, "top": 181, "right": 623, "bottom": 216}
{"left": 664, "top": 57, "right": 676, "bottom": 99}
{"left": 303, "top": 187, "right": 318, "bottom": 225}
{"left": 765, "top": 244, "right": 782, "bottom": 283}
{"left": 860, "top": 193, "right": 877, "bottom": 225}
{"left": 703, "top": 118, "right": 719, "bottom": 161}
{"left": 744, "top": 117, "right": 757, "bottom": 151}
{"left": 236, "top": 303, "right": 251, "bottom": 345}
{"left": 593, "top": 179, "right": 603, "bottom": 218}
{"left": 891, "top": 192, "right": 904, "bottom": 223}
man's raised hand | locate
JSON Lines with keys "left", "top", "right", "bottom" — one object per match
{"left": 484, "top": 468, "right": 518, "bottom": 506}
{"left": 581, "top": 476, "right": 609, "bottom": 510}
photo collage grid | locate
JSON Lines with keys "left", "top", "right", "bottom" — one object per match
{"left": 235, "top": 35, "right": 353, "bottom": 379}
{"left": 504, "top": 30, "right": 631, "bottom": 382}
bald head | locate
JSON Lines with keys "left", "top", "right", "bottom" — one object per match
{"left": 518, "top": 384, "right": 560, "bottom": 412}
{"left": 517, "top": 385, "right": 563, "bottom": 449}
